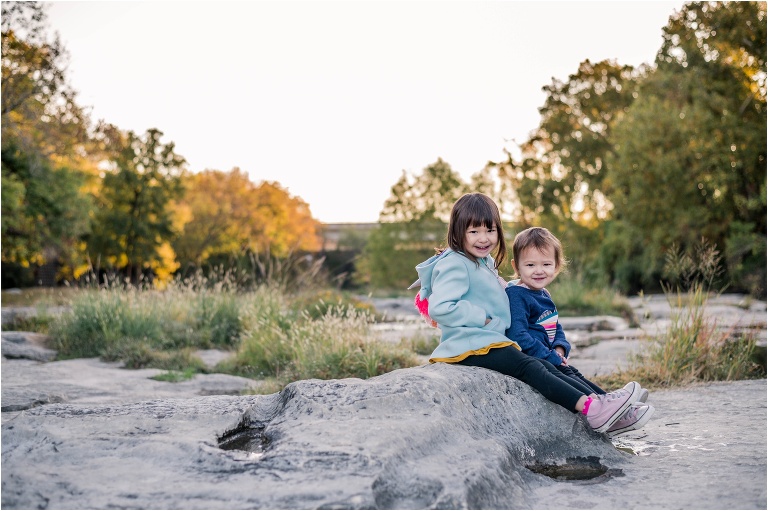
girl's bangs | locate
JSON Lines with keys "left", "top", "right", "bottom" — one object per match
{"left": 464, "top": 203, "right": 497, "bottom": 230}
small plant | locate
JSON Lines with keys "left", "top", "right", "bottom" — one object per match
{"left": 662, "top": 239, "right": 725, "bottom": 293}
{"left": 595, "top": 240, "right": 765, "bottom": 389}
{"left": 151, "top": 367, "right": 199, "bottom": 382}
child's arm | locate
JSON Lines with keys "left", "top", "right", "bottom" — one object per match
{"left": 507, "top": 289, "right": 565, "bottom": 366}
{"left": 427, "top": 258, "right": 488, "bottom": 328}
{"left": 552, "top": 322, "right": 571, "bottom": 358}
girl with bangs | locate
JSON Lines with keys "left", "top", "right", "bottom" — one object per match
{"left": 410, "top": 193, "right": 641, "bottom": 433}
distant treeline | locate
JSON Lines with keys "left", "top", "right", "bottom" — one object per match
{"left": 2, "top": 2, "right": 765, "bottom": 297}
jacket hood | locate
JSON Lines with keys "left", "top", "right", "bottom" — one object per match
{"left": 408, "top": 249, "right": 455, "bottom": 300}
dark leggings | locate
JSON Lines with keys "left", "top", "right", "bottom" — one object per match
{"left": 457, "top": 346, "right": 590, "bottom": 411}
{"left": 557, "top": 364, "right": 606, "bottom": 395}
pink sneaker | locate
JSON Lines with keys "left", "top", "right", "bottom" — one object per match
{"left": 612, "top": 381, "right": 644, "bottom": 399}
{"left": 607, "top": 404, "right": 655, "bottom": 438}
{"left": 584, "top": 382, "right": 641, "bottom": 433}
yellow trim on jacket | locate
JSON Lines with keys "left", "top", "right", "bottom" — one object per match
{"left": 429, "top": 340, "right": 521, "bottom": 364}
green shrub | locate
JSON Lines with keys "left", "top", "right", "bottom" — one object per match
{"left": 50, "top": 288, "right": 158, "bottom": 358}
{"left": 1, "top": 313, "right": 52, "bottom": 334}
{"left": 49, "top": 280, "right": 252, "bottom": 361}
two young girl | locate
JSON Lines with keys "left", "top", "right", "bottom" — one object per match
{"left": 411, "top": 192, "right": 653, "bottom": 436}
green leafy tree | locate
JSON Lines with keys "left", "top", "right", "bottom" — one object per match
{"left": 494, "top": 60, "right": 643, "bottom": 279}
{"left": 1, "top": 143, "right": 92, "bottom": 283}
{"left": 1, "top": 2, "right": 89, "bottom": 161}
{"left": 516, "top": 59, "right": 644, "bottom": 226}
{"left": 1, "top": 2, "right": 93, "bottom": 285}
{"left": 604, "top": 1, "right": 766, "bottom": 294}
{"left": 358, "top": 159, "right": 468, "bottom": 289}
{"left": 88, "top": 127, "right": 186, "bottom": 283}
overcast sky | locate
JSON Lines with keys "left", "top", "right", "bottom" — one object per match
{"left": 46, "top": 0, "right": 686, "bottom": 223}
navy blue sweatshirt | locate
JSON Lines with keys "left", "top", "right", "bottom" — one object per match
{"left": 505, "top": 283, "right": 570, "bottom": 366}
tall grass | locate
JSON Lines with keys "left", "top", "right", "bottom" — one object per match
{"left": 48, "top": 267, "right": 420, "bottom": 387}
{"left": 50, "top": 277, "right": 248, "bottom": 364}
{"left": 220, "top": 304, "right": 419, "bottom": 392}
{"left": 594, "top": 240, "right": 765, "bottom": 390}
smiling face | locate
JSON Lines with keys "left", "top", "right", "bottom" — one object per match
{"left": 463, "top": 224, "right": 499, "bottom": 260}
{"left": 514, "top": 245, "right": 559, "bottom": 290}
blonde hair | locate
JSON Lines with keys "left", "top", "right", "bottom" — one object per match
{"left": 511, "top": 227, "right": 567, "bottom": 277}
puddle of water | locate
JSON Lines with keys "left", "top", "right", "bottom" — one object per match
{"left": 612, "top": 437, "right": 656, "bottom": 456}
{"left": 614, "top": 444, "right": 637, "bottom": 455}
{"left": 218, "top": 423, "right": 268, "bottom": 461}
{"left": 527, "top": 456, "right": 622, "bottom": 482}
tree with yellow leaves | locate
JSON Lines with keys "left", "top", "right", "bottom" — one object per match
{"left": 172, "top": 168, "right": 321, "bottom": 269}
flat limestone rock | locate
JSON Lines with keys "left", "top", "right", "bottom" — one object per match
{"left": 1, "top": 331, "right": 57, "bottom": 362}
{"left": 1, "top": 363, "right": 623, "bottom": 509}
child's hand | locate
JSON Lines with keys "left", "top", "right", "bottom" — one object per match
{"left": 555, "top": 347, "right": 568, "bottom": 366}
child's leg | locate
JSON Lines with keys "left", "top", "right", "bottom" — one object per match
{"left": 538, "top": 359, "right": 596, "bottom": 396}
{"left": 458, "top": 347, "right": 641, "bottom": 433}
{"left": 557, "top": 364, "right": 606, "bottom": 395}
{"left": 457, "top": 347, "right": 584, "bottom": 411}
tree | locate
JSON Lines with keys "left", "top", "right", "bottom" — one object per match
{"left": 1, "top": 142, "right": 92, "bottom": 284}
{"left": 359, "top": 159, "right": 468, "bottom": 289}
{"left": 515, "top": 59, "right": 645, "bottom": 226}
{"left": 493, "top": 60, "right": 644, "bottom": 279}
{"left": 88, "top": 127, "right": 186, "bottom": 283}
{"left": 1, "top": 2, "right": 89, "bottom": 162}
{"left": 604, "top": 1, "right": 766, "bottom": 294}
{"left": 172, "top": 168, "right": 322, "bottom": 268}
{"left": 1, "top": 2, "right": 93, "bottom": 285}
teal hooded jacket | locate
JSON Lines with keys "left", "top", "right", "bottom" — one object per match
{"left": 413, "top": 249, "right": 520, "bottom": 363}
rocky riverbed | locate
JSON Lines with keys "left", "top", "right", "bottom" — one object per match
{"left": 1, "top": 293, "right": 766, "bottom": 509}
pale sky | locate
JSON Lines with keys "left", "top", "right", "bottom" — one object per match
{"left": 45, "top": 0, "right": 686, "bottom": 223}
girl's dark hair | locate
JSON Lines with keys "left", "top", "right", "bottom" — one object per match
{"left": 511, "top": 226, "right": 567, "bottom": 277}
{"left": 443, "top": 192, "right": 506, "bottom": 269}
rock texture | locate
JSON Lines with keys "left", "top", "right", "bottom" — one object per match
{"left": 2, "top": 293, "right": 766, "bottom": 509}
{"left": 1, "top": 331, "right": 57, "bottom": 362}
{"left": 3, "top": 363, "right": 626, "bottom": 509}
